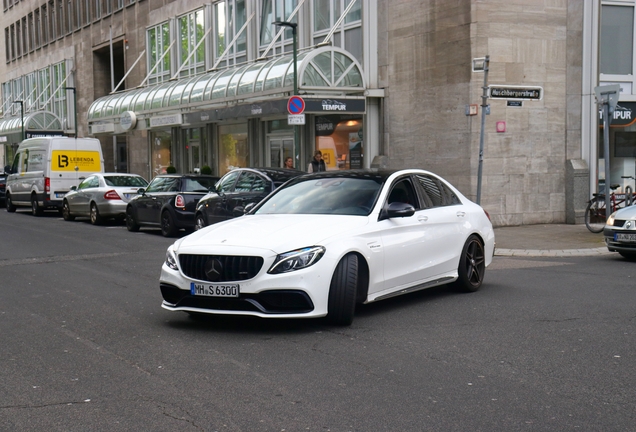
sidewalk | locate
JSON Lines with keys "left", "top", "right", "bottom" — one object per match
{"left": 493, "top": 224, "right": 610, "bottom": 257}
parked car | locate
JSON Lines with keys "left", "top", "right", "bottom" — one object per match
{"left": 194, "top": 167, "right": 304, "bottom": 230}
{"left": 62, "top": 173, "right": 148, "bottom": 224}
{"left": 0, "top": 169, "right": 6, "bottom": 207}
{"left": 604, "top": 205, "right": 636, "bottom": 260}
{"left": 159, "top": 169, "right": 495, "bottom": 325}
{"left": 126, "top": 174, "right": 219, "bottom": 237}
{"left": 4, "top": 137, "right": 104, "bottom": 215}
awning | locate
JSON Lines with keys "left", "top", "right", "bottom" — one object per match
{"left": 0, "top": 111, "right": 64, "bottom": 144}
{"left": 87, "top": 46, "right": 365, "bottom": 127}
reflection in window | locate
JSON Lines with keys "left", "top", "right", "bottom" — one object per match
{"left": 259, "top": 0, "right": 298, "bottom": 55}
{"left": 147, "top": 22, "right": 171, "bottom": 84}
{"left": 178, "top": 9, "right": 205, "bottom": 78}
{"left": 151, "top": 130, "right": 172, "bottom": 176}
{"left": 219, "top": 124, "right": 249, "bottom": 175}
{"left": 215, "top": 0, "right": 247, "bottom": 67}
{"left": 312, "top": 0, "right": 362, "bottom": 63}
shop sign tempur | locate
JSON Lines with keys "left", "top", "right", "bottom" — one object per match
{"left": 489, "top": 85, "right": 543, "bottom": 101}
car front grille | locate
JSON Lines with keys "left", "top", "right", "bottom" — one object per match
{"left": 613, "top": 220, "right": 627, "bottom": 228}
{"left": 179, "top": 254, "right": 264, "bottom": 282}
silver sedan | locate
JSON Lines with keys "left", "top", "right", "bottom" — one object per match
{"left": 63, "top": 173, "right": 148, "bottom": 224}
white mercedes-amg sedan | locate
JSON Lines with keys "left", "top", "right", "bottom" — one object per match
{"left": 159, "top": 169, "right": 495, "bottom": 325}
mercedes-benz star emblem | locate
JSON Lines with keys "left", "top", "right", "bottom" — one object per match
{"left": 204, "top": 258, "right": 223, "bottom": 282}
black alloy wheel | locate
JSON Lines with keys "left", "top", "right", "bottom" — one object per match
{"left": 126, "top": 207, "right": 140, "bottom": 232}
{"left": 31, "top": 195, "right": 43, "bottom": 216}
{"left": 6, "top": 194, "right": 16, "bottom": 212}
{"left": 161, "top": 210, "right": 178, "bottom": 237}
{"left": 454, "top": 235, "right": 486, "bottom": 293}
{"left": 327, "top": 254, "right": 359, "bottom": 326}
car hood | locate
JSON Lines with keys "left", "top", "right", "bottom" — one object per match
{"left": 615, "top": 205, "right": 636, "bottom": 220}
{"left": 173, "top": 214, "right": 370, "bottom": 254}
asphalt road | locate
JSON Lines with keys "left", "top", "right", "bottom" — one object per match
{"left": 1, "top": 208, "right": 635, "bottom": 431}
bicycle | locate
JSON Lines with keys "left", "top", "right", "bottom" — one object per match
{"left": 585, "top": 176, "right": 636, "bottom": 233}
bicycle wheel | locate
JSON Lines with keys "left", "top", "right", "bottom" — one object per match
{"left": 626, "top": 186, "right": 633, "bottom": 206}
{"left": 585, "top": 197, "right": 606, "bottom": 233}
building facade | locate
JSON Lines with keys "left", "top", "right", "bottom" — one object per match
{"left": 0, "top": 0, "right": 632, "bottom": 227}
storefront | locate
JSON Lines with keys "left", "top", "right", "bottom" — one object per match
{"left": 597, "top": 102, "right": 636, "bottom": 192}
{"left": 87, "top": 47, "right": 371, "bottom": 178}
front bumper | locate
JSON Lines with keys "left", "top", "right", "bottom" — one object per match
{"left": 603, "top": 226, "right": 636, "bottom": 253}
{"left": 159, "top": 253, "right": 334, "bottom": 319}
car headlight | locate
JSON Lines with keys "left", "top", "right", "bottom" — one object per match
{"left": 165, "top": 246, "right": 179, "bottom": 270}
{"left": 607, "top": 212, "right": 617, "bottom": 226}
{"left": 268, "top": 246, "right": 325, "bottom": 274}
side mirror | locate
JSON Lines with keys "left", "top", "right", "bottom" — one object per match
{"left": 137, "top": 188, "right": 146, "bottom": 195}
{"left": 232, "top": 206, "right": 246, "bottom": 217}
{"left": 4, "top": 165, "right": 12, "bottom": 174}
{"left": 381, "top": 202, "right": 415, "bottom": 220}
{"left": 244, "top": 202, "right": 256, "bottom": 213}
{"left": 70, "top": 186, "right": 77, "bottom": 191}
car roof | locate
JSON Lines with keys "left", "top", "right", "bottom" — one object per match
{"left": 231, "top": 167, "right": 304, "bottom": 182}
{"left": 295, "top": 169, "right": 421, "bottom": 182}
{"left": 154, "top": 174, "right": 219, "bottom": 179}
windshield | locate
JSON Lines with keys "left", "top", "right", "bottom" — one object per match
{"left": 255, "top": 177, "right": 382, "bottom": 215}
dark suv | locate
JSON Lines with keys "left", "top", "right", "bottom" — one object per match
{"left": 194, "top": 167, "right": 304, "bottom": 230}
{"left": 125, "top": 174, "right": 219, "bottom": 237}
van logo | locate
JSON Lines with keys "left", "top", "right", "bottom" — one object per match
{"left": 58, "top": 155, "right": 69, "bottom": 168}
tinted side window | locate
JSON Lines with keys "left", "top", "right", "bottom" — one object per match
{"left": 77, "top": 177, "right": 94, "bottom": 190}
{"left": 146, "top": 178, "right": 169, "bottom": 193}
{"left": 252, "top": 174, "right": 268, "bottom": 193}
{"left": 235, "top": 172, "right": 256, "bottom": 192}
{"left": 416, "top": 175, "right": 443, "bottom": 207}
{"left": 183, "top": 178, "right": 211, "bottom": 192}
{"left": 416, "top": 175, "right": 461, "bottom": 207}
{"left": 216, "top": 171, "right": 240, "bottom": 193}
{"left": 387, "top": 178, "right": 419, "bottom": 209}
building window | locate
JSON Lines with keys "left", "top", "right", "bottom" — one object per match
{"left": 215, "top": 0, "right": 247, "bottom": 67}
{"left": 28, "top": 13, "right": 34, "bottom": 51}
{"left": 177, "top": 8, "right": 205, "bottom": 78}
{"left": 52, "top": 61, "right": 68, "bottom": 120}
{"left": 38, "top": 67, "right": 51, "bottom": 110}
{"left": 41, "top": 5, "right": 49, "bottom": 44}
{"left": 147, "top": 22, "right": 171, "bottom": 84}
{"left": 600, "top": 4, "right": 634, "bottom": 76}
{"left": 94, "top": 0, "right": 101, "bottom": 19}
{"left": 35, "top": 9, "right": 41, "bottom": 47}
{"left": 259, "top": 0, "right": 298, "bottom": 56}
{"left": 312, "top": 0, "right": 362, "bottom": 62}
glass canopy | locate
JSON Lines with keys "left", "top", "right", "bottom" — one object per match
{"left": 88, "top": 46, "right": 365, "bottom": 122}
{"left": 0, "top": 111, "right": 63, "bottom": 143}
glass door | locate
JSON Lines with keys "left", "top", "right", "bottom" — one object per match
{"left": 184, "top": 128, "right": 201, "bottom": 173}
{"left": 268, "top": 136, "right": 294, "bottom": 168}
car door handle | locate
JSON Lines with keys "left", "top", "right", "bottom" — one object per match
{"left": 456, "top": 211, "right": 466, "bottom": 217}
{"left": 417, "top": 215, "right": 428, "bottom": 222}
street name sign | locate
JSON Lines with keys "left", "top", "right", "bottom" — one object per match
{"left": 489, "top": 85, "right": 543, "bottom": 101}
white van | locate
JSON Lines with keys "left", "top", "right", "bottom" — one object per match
{"left": 4, "top": 137, "right": 104, "bottom": 215}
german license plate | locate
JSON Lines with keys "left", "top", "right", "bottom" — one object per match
{"left": 190, "top": 282, "right": 239, "bottom": 297}
{"left": 55, "top": 192, "right": 66, "bottom": 198}
{"left": 615, "top": 233, "right": 636, "bottom": 242}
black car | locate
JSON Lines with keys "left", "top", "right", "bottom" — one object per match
{"left": 126, "top": 174, "right": 219, "bottom": 237}
{"left": 0, "top": 170, "right": 6, "bottom": 207}
{"left": 194, "top": 167, "right": 304, "bottom": 230}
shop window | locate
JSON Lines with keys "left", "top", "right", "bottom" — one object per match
{"left": 218, "top": 123, "right": 248, "bottom": 175}
{"left": 314, "top": 115, "right": 363, "bottom": 170}
{"left": 151, "top": 130, "right": 172, "bottom": 176}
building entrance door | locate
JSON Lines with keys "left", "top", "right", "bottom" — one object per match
{"left": 268, "top": 136, "right": 295, "bottom": 169}
{"left": 184, "top": 128, "right": 201, "bottom": 173}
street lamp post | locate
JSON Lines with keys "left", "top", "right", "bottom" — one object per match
{"left": 64, "top": 87, "right": 78, "bottom": 137}
{"left": 273, "top": 21, "right": 300, "bottom": 168}
{"left": 13, "top": 100, "right": 24, "bottom": 142}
